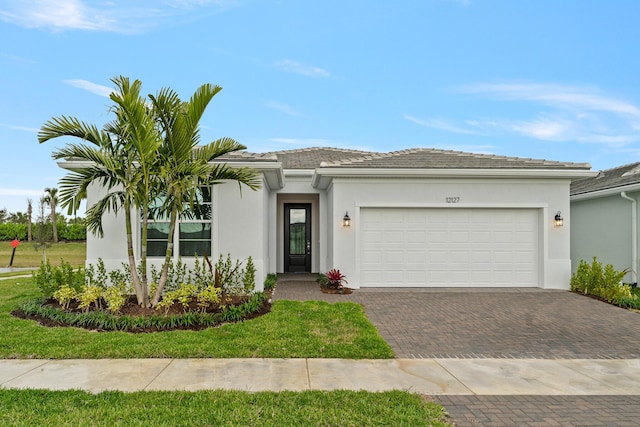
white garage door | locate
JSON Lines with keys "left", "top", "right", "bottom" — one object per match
{"left": 360, "top": 208, "right": 539, "bottom": 287}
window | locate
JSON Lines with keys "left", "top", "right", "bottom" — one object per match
{"left": 145, "top": 187, "right": 212, "bottom": 257}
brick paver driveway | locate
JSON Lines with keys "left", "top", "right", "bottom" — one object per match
{"left": 274, "top": 277, "right": 640, "bottom": 359}
{"left": 274, "top": 275, "right": 640, "bottom": 426}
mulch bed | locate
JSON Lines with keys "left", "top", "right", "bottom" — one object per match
{"left": 12, "top": 292, "right": 273, "bottom": 333}
{"left": 319, "top": 286, "right": 353, "bottom": 295}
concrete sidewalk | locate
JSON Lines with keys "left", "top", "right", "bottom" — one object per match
{"left": 2, "top": 358, "right": 639, "bottom": 395}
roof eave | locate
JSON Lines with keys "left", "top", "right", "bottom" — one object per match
{"left": 571, "top": 182, "right": 640, "bottom": 201}
{"left": 312, "top": 168, "right": 596, "bottom": 189}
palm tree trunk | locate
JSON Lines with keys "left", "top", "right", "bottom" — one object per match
{"left": 124, "top": 201, "right": 145, "bottom": 306}
{"left": 152, "top": 209, "right": 178, "bottom": 307}
{"left": 139, "top": 205, "right": 151, "bottom": 307}
{"left": 50, "top": 202, "right": 58, "bottom": 243}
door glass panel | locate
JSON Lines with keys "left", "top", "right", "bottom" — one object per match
{"left": 289, "top": 208, "right": 306, "bottom": 255}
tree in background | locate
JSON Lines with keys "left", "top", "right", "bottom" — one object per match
{"left": 27, "top": 199, "right": 33, "bottom": 242}
{"left": 42, "top": 187, "right": 59, "bottom": 243}
{"left": 33, "top": 197, "right": 52, "bottom": 262}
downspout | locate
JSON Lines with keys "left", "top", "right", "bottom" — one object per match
{"left": 620, "top": 192, "right": 638, "bottom": 284}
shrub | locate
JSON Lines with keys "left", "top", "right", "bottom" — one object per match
{"left": 242, "top": 256, "right": 256, "bottom": 294}
{"left": 52, "top": 285, "right": 77, "bottom": 310}
{"left": 570, "top": 257, "right": 637, "bottom": 307}
{"left": 197, "top": 285, "right": 223, "bottom": 312}
{"left": 264, "top": 273, "right": 277, "bottom": 291}
{"left": 33, "top": 260, "right": 84, "bottom": 298}
{"left": 103, "top": 285, "right": 127, "bottom": 313}
{"left": 77, "top": 285, "right": 103, "bottom": 313}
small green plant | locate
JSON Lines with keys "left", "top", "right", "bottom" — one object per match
{"left": 52, "top": 285, "right": 77, "bottom": 310}
{"left": 242, "top": 256, "right": 256, "bottom": 294}
{"left": 155, "top": 283, "right": 197, "bottom": 314}
{"left": 77, "top": 285, "right": 103, "bottom": 313}
{"left": 197, "top": 285, "right": 223, "bottom": 312}
{"left": 264, "top": 273, "right": 277, "bottom": 291}
{"left": 103, "top": 285, "right": 127, "bottom": 313}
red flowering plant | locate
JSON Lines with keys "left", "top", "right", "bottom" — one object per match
{"left": 318, "top": 268, "right": 348, "bottom": 290}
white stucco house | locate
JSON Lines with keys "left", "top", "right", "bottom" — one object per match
{"left": 571, "top": 162, "right": 640, "bottom": 284}
{"left": 62, "top": 147, "right": 594, "bottom": 291}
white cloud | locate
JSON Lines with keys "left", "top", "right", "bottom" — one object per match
{"left": 510, "top": 115, "right": 573, "bottom": 140}
{"left": 0, "top": 123, "right": 38, "bottom": 132}
{"left": 459, "top": 82, "right": 640, "bottom": 119}
{"left": 0, "top": 0, "right": 118, "bottom": 31}
{"left": 64, "top": 79, "right": 112, "bottom": 97}
{"left": 0, "top": 187, "right": 43, "bottom": 197}
{"left": 447, "top": 81, "right": 640, "bottom": 146}
{"left": 265, "top": 101, "right": 305, "bottom": 117}
{"left": 403, "top": 115, "right": 480, "bottom": 135}
{"left": 0, "top": 0, "right": 236, "bottom": 33}
{"left": 274, "top": 60, "right": 330, "bottom": 78}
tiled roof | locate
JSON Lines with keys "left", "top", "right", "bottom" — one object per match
{"left": 321, "top": 148, "right": 590, "bottom": 170}
{"left": 216, "top": 151, "right": 278, "bottom": 163}
{"left": 571, "top": 162, "right": 640, "bottom": 196}
{"left": 263, "top": 147, "right": 376, "bottom": 169}
{"left": 220, "top": 147, "right": 591, "bottom": 170}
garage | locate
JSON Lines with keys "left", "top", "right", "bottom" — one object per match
{"left": 359, "top": 207, "right": 540, "bottom": 287}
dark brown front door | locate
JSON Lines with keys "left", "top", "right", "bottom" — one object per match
{"left": 284, "top": 203, "right": 311, "bottom": 272}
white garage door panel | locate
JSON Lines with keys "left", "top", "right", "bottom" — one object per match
{"left": 360, "top": 208, "right": 539, "bottom": 287}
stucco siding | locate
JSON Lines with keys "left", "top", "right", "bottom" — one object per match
{"left": 328, "top": 177, "right": 572, "bottom": 289}
{"left": 571, "top": 194, "right": 637, "bottom": 282}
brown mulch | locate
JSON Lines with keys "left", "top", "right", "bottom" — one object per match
{"left": 319, "top": 286, "right": 353, "bottom": 295}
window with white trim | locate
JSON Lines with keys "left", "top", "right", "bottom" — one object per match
{"left": 145, "top": 187, "right": 212, "bottom": 257}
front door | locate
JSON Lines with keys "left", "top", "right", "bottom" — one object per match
{"left": 284, "top": 203, "right": 312, "bottom": 272}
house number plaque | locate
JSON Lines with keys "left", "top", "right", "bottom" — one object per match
{"left": 445, "top": 197, "right": 460, "bottom": 203}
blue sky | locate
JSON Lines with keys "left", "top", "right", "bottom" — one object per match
{"left": 1, "top": 0, "right": 639, "bottom": 215}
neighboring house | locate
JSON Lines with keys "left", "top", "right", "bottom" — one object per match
{"left": 570, "top": 162, "right": 640, "bottom": 284}
{"left": 60, "top": 147, "right": 594, "bottom": 290}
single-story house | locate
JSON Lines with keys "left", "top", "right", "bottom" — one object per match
{"left": 61, "top": 147, "right": 595, "bottom": 291}
{"left": 570, "top": 162, "right": 640, "bottom": 284}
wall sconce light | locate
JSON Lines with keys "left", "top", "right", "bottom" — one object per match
{"left": 342, "top": 211, "right": 351, "bottom": 227}
{"left": 554, "top": 211, "right": 564, "bottom": 227}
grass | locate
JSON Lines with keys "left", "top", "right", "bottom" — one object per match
{"left": 0, "top": 256, "right": 453, "bottom": 426}
{"left": 0, "top": 277, "right": 394, "bottom": 359}
{"left": 0, "top": 241, "right": 86, "bottom": 269}
{"left": 0, "top": 389, "right": 452, "bottom": 426}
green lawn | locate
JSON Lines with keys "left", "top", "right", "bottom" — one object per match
{"left": 0, "top": 241, "right": 86, "bottom": 269}
{"left": 0, "top": 271, "right": 454, "bottom": 426}
{"left": 0, "top": 277, "right": 394, "bottom": 359}
{"left": 0, "top": 389, "right": 452, "bottom": 427}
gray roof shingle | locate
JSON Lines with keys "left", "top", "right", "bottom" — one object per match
{"left": 571, "top": 162, "right": 640, "bottom": 196}
{"left": 220, "top": 147, "right": 591, "bottom": 170}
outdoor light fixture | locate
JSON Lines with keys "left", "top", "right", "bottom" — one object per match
{"left": 554, "top": 211, "right": 564, "bottom": 227}
{"left": 342, "top": 211, "right": 351, "bottom": 227}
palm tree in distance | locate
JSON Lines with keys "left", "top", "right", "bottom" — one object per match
{"left": 42, "top": 187, "right": 58, "bottom": 243}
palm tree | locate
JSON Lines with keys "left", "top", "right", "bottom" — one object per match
{"left": 38, "top": 76, "right": 161, "bottom": 307}
{"left": 42, "top": 187, "right": 59, "bottom": 243}
{"left": 148, "top": 84, "right": 261, "bottom": 306}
